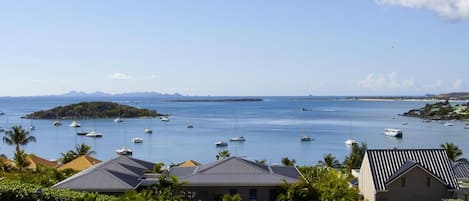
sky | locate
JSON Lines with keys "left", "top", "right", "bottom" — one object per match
{"left": 0, "top": 0, "right": 468, "bottom": 96}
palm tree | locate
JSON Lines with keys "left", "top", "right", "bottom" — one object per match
{"left": 61, "top": 143, "right": 95, "bottom": 164}
{"left": 281, "top": 157, "right": 296, "bottom": 166}
{"left": 216, "top": 150, "right": 231, "bottom": 160}
{"left": 255, "top": 159, "right": 267, "bottom": 165}
{"left": 318, "top": 153, "right": 341, "bottom": 168}
{"left": 343, "top": 142, "right": 367, "bottom": 171}
{"left": 13, "top": 150, "right": 30, "bottom": 171}
{"left": 74, "top": 143, "right": 96, "bottom": 156}
{"left": 441, "top": 142, "right": 468, "bottom": 162}
{"left": 3, "top": 125, "right": 36, "bottom": 153}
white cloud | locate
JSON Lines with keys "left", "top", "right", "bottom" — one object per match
{"left": 108, "top": 73, "right": 132, "bottom": 80}
{"left": 144, "top": 74, "right": 160, "bottom": 80}
{"left": 376, "top": 0, "right": 469, "bottom": 20}
{"left": 452, "top": 79, "right": 463, "bottom": 90}
{"left": 356, "top": 72, "right": 415, "bottom": 90}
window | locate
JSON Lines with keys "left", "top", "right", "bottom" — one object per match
{"left": 401, "top": 177, "right": 406, "bottom": 187}
{"left": 249, "top": 189, "right": 257, "bottom": 201}
{"left": 426, "top": 177, "right": 431, "bottom": 187}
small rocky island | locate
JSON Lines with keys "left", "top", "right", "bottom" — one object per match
{"left": 402, "top": 100, "right": 469, "bottom": 120}
{"left": 23, "top": 101, "right": 159, "bottom": 119}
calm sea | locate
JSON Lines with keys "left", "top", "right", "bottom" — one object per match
{"left": 0, "top": 96, "right": 467, "bottom": 166}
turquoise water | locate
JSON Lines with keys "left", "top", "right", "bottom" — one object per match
{"left": 0, "top": 97, "right": 468, "bottom": 165}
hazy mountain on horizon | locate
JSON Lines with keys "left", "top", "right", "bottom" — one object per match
{"left": 49, "top": 90, "right": 183, "bottom": 98}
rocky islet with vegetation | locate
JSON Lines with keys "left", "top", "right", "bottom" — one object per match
{"left": 23, "top": 101, "right": 160, "bottom": 119}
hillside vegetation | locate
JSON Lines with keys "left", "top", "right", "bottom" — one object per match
{"left": 403, "top": 100, "right": 469, "bottom": 120}
{"left": 23, "top": 102, "right": 158, "bottom": 119}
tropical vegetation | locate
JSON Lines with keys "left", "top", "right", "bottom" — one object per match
{"left": 3, "top": 125, "right": 37, "bottom": 171}
{"left": 216, "top": 150, "right": 231, "bottom": 160}
{"left": 24, "top": 101, "right": 159, "bottom": 119}
{"left": 60, "top": 143, "right": 96, "bottom": 164}
{"left": 441, "top": 142, "right": 468, "bottom": 163}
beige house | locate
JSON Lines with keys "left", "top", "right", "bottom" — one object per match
{"left": 359, "top": 149, "right": 459, "bottom": 201}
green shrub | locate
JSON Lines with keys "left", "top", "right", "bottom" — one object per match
{"left": 0, "top": 179, "right": 117, "bottom": 201}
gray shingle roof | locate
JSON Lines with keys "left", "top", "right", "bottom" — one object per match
{"left": 453, "top": 161, "right": 469, "bottom": 179}
{"left": 365, "top": 149, "right": 459, "bottom": 191}
{"left": 169, "top": 157, "right": 301, "bottom": 187}
{"left": 53, "top": 156, "right": 154, "bottom": 192}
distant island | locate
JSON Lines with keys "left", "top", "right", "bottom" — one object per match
{"left": 23, "top": 101, "right": 160, "bottom": 119}
{"left": 347, "top": 92, "right": 469, "bottom": 101}
{"left": 166, "top": 98, "right": 263, "bottom": 102}
{"left": 402, "top": 100, "right": 469, "bottom": 120}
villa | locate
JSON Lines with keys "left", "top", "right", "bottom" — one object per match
{"left": 53, "top": 156, "right": 155, "bottom": 193}
{"left": 359, "top": 149, "right": 459, "bottom": 201}
{"left": 169, "top": 157, "right": 302, "bottom": 201}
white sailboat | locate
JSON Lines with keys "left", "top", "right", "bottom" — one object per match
{"left": 230, "top": 119, "right": 245, "bottom": 142}
{"left": 114, "top": 105, "right": 124, "bottom": 123}
{"left": 144, "top": 111, "right": 153, "bottom": 133}
{"left": 345, "top": 121, "right": 358, "bottom": 145}
{"left": 160, "top": 116, "right": 170, "bottom": 122}
{"left": 53, "top": 111, "right": 62, "bottom": 126}
{"left": 69, "top": 121, "right": 81, "bottom": 127}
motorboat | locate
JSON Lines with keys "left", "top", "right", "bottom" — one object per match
{"left": 402, "top": 122, "right": 408, "bottom": 125}
{"left": 69, "top": 121, "right": 81, "bottom": 127}
{"left": 0, "top": 127, "right": 4, "bottom": 132}
{"left": 187, "top": 125, "right": 194, "bottom": 129}
{"left": 345, "top": 139, "right": 358, "bottom": 145}
{"left": 85, "top": 131, "right": 103, "bottom": 138}
{"left": 464, "top": 126, "right": 469, "bottom": 129}
{"left": 301, "top": 136, "right": 312, "bottom": 141}
{"left": 116, "top": 147, "right": 132, "bottom": 156}
{"left": 29, "top": 126, "right": 35, "bottom": 131}
{"left": 230, "top": 136, "right": 245, "bottom": 142}
{"left": 114, "top": 117, "right": 124, "bottom": 123}
{"left": 0, "top": 112, "right": 4, "bottom": 115}
{"left": 160, "top": 116, "right": 170, "bottom": 122}
{"left": 53, "top": 120, "right": 62, "bottom": 126}
{"left": 133, "top": 137, "right": 143, "bottom": 143}
{"left": 144, "top": 128, "right": 153, "bottom": 133}
{"left": 215, "top": 141, "right": 228, "bottom": 147}
{"left": 384, "top": 128, "right": 403, "bottom": 138}
{"left": 444, "top": 122, "right": 454, "bottom": 127}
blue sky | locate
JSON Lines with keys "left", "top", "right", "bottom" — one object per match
{"left": 0, "top": 0, "right": 468, "bottom": 96}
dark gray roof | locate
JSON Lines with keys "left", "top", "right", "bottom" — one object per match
{"left": 53, "top": 156, "right": 154, "bottom": 192}
{"left": 169, "top": 157, "right": 301, "bottom": 187}
{"left": 453, "top": 161, "right": 469, "bottom": 179}
{"left": 365, "top": 149, "right": 459, "bottom": 191}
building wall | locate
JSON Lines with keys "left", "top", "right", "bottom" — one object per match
{"left": 182, "top": 186, "right": 282, "bottom": 201}
{"left": 375, "top": 167, "right": 453, "bottom": 201}
{"left": 359, "top": 153, "right": 376, "bottom": 201}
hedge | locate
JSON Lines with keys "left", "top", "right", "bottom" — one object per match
{"left": 0, "top": 179, "right": 118, "bottom": 201}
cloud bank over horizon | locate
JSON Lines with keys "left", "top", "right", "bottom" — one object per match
{"left": 376, "top": 0, "right": 469, "bottom": 20}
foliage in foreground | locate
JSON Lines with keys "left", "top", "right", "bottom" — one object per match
{"left": 0, "top": 178, "right": 117, "bottom": 201}
{"left": 278, "top": 166, "right": 359, "bottom": 201}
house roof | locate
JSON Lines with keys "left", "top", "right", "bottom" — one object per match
{"left": 27, "top": 154, "right": 57, "bottom": 169}
{"left": 365, "top": 149, "right": 459, "bottom": 191}
{"left": 53, "top": 156, "right": 154, "bottom": 192}
{"left": 453, "top": 161, "right": 469, "bottom": 180}
{"left": 179, "top": 160, "right": 201, "bottom": 167}
{"left": 58, "top": 155, "right": 102, "bottom": 171}
{"left": 169, "top": 157, "right": 301, "bottom": 187}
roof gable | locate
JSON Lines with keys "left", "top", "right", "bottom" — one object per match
{"left": 453, "top": 161, "right": 469, "bottom": 180}
{"left": 53, "top": 156, "right": 154, "bottom": 192}
{"left": 385, "top": 160, "right": 447, "bottom": 186}
{"left": 365, "top": 149, "right": 459, "bottom": 191}
{"left": 170, "top": 157, "right": 300, "bottom": 186}
{"left": 58, "top": 155, "right": 101, "bottom": 171}
{"left": 197, "top": 157, "right": 269, "bottom": 175}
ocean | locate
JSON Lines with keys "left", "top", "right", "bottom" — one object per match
{"left": 0, "top": 96, "right": 468, "bottom": 166}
